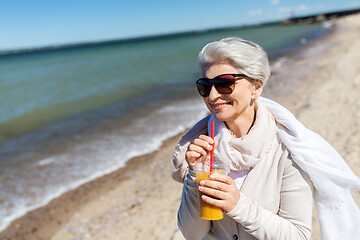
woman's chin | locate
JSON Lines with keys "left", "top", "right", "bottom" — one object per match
{"left": 211, "top": 112, "right": 231, "bottom": 122}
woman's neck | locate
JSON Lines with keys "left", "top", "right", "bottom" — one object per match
{"left": 225, "top": 106, "right": 257, "bottom": 138}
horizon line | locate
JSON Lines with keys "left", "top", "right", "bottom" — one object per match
{"left": 1, "top": 7, "right": 359, "bottom": 57}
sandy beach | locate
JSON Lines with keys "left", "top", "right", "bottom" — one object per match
{"left": 1, "top": 13, "right": 360, "bottom": 240}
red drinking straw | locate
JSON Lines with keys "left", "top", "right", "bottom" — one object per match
{"left": 210, "top": 121, "right": 215, "bottom": 173}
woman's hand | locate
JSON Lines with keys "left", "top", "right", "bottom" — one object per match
{"left": 185, "top": 135, "right": 214, "bottom": 170}
{"left": 198, "top": 173, "right": 240, "bottom": 213}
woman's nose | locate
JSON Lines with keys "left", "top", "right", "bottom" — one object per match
{"left": 208, "top": 85, "right": 221, "bottom": 100}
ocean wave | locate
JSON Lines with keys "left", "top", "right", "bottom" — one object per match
{"left": 35, "top": 157, "right": 56, "bottom": 167}
{"left": 322, "top": 21, "right": 334, "bottom": 29}
{"left": 271, "top": 57, "right": 288, "bottom": 70}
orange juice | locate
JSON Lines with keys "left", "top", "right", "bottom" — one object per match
{"left": 196, "top": 170, "right": 224, "bottom": 220}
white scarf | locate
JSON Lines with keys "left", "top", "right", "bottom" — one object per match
{"left": 208, "top": 102, "right": 277, "bottom": 172}
{"left": 258, "top": 97, "right": 360, "bottom": 240}
{"left": 210, "top": 96, "right": 360, "bottom": 240}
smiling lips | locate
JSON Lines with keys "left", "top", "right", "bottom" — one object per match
{"left": 212, "top": 102, "right": 232, "bottom": 111}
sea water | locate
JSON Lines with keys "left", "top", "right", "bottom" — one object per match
{"left": 0, "top": 23, "right": 330, "bottom": 231}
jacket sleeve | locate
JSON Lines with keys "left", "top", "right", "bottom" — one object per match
{"left": 227, "top": 155, "right": 314, "bottom": 240}
{"left": 177, "top": 168, "right": 211, "bottom": 239}
{"left": 172, "top": 141, "right": 191, "bottom": 183}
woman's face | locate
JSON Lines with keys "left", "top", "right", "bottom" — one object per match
{"left": 203, "top": 63, "right": 259, "bottom": 124}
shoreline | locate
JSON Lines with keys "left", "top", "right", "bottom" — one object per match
{"left": 1, "top": 13, "right": 360, "bottom": 240}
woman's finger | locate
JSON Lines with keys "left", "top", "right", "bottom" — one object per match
{"left": 186, "top": 151, "right": 201, "bottom": 159}
{"left": 198, "top": 135, "right": 215, "bottom": 144}
{"left": 198, "top": 134, "right": 218, "bottom": 149}
{"left": 198, "top": 185, "right": 227, "bottom": 200}
{"left": 187, "top": 143, "right": 207, "bottom": 156}
{"left": 199, "top": 178, "right": 231, "bottom": 193}
{"left": 193, "top": 138, "right": 213, "bottom": 151}
{"left": 209, "top": 173, "right": 235, "bottom": 185}
{"left": 201, "top": 194, "right": 224, "bottom": 209}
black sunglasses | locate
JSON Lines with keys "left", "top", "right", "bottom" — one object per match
{"left": 196, "top": 73, "right": 249, "bottom": 97}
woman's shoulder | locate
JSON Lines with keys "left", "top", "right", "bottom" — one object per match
{"left": 178, "top": 114, "right": 210, "bottom": 145}
{"left": 173, "top": 114, "right": 210, "bottom": 162}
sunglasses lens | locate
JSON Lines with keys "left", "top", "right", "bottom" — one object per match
{"left": 196, "top": 79, "right": 212, "bottom": 97}
{"left": 214, "top": 77, "right": 236, "bottom": 94}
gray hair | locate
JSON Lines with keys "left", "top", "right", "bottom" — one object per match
{"left": 198, "top": 37, "right": 271, "bottom": 86}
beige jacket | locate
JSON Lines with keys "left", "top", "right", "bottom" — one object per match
{"left": 172, "top": 104, "right": 314, "bottom": 240}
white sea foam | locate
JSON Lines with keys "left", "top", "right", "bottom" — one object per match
{"left": 271, "top": 57, "right": 288, "bottom": 70}
{"left": 322, "top": 21, "right": 334, "bottom": 29}
{"left": 300, "top": 38, "right": 307, "bottom": 44}
{"left": 35, "top": 157, "right": 55, "bottom": 167}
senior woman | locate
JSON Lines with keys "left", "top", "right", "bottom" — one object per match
{"left": 172, "top": 37, "right": 360, "bottom": 240}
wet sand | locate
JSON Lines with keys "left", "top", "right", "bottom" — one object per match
{"left": 1, "top": 14, "right": 360, "bottom": 240}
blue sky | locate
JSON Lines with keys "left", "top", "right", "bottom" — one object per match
{"left": 0, "top": 0, "right": 359, "bottom": 51}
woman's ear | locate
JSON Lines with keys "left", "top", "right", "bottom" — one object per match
{"left": 251, "top": 79, "right": 263, "bottom": 100}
